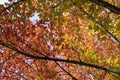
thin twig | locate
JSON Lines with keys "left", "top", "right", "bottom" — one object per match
{"left": 0, "top": 0, "right": 25, "bottom": 15}
{"left": 55, "top": 62, "right": 77, "bottom": 80}
{"left": 1, "top": 53, "right": 18, "bottom": 64}
{"left": 78, "top": 6, "right": 120, "bottom": 45}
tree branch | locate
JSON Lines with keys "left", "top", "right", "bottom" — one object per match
{"left": 0, "top": 41, "right": 120, "bottom": 75}
{"left": 55, "top": 62, "right": 77, "bottom": 80}
{"left": 0, "top": 0, "right": 25, "bottom": 15}
{"left": 21, "top": 41, "right": 77, "bottom": 80}
{"left": 90, "top": 0, "right": 120, "bottom": 14}
{"left": 78, "top": 7, "right": 120, "bottom": 45}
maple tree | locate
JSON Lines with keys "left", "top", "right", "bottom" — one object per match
{"left": 0, "top": 0, "right": 120, "bottom": 80}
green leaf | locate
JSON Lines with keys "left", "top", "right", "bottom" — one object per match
{"left": 118, "top": 43, "right": 120, "bottom": 50}
{"left": 106, "top": 58, "right": 111, "bottom": 64}
{"left": 114, "top": 58, "right": 118, "bottom": 64}
{"left": 39, "top": 75, "right": 44, "bottom": 80}
{"left": 56, "top": 77, "right": 61, "bottom": 80}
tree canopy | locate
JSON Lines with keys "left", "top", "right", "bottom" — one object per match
{"left": 0, "top": 0, "right": 120, "bottom": 80}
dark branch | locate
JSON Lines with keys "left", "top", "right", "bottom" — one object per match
{"left": 55, "top": 62, "right": 77, "bottom": 80}
{"left": 78, "top": 7, "right": 120, "bottom": 45}
{"left": 90, "top": 0, "right": 120, "bottom": 14}
{"left": 0, "top": 42, "right": 120, "bottom": 75}
{"left": 0, "top": 0, "right": 25, "bottom": 15}
{"left": 21, "top": 41, "right": 77, "bottom": 80}
{"left": 105, "top": 30, "right": 120, "bottom": 44}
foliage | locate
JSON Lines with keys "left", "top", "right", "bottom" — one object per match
{"left": 0, "top": 0, "right": 120, "bottom": 80}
